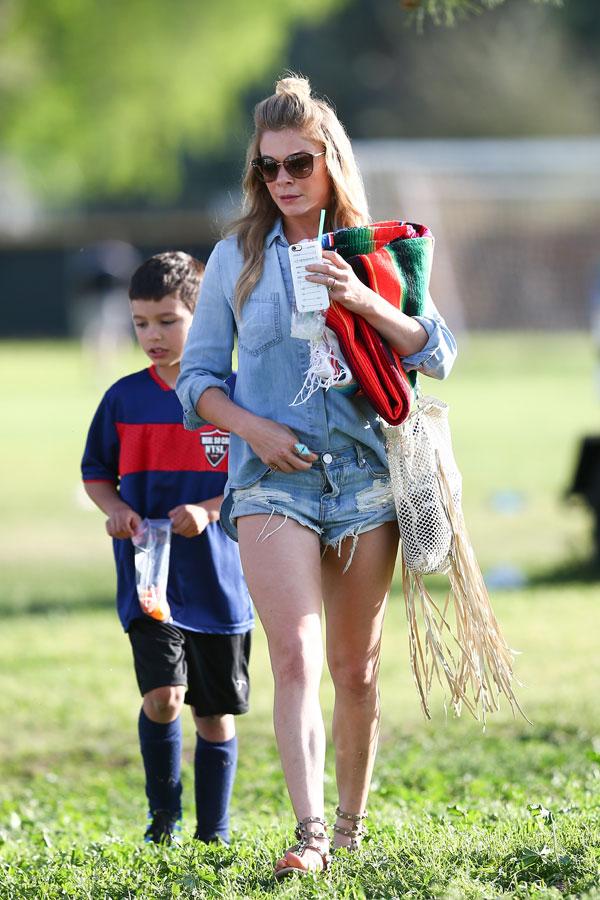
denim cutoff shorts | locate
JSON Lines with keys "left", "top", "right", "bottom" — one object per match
{"left": 225, "top": 444, "right": 397, "bottom": 565}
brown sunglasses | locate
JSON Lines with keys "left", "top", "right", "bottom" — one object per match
{"left": 251, "top": 150, "right": 326, "bottom": 183}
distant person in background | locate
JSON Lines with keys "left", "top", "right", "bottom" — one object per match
{"left": 81, "top": 252, "right": 253, "bottom": 845}
{"left": 177, "top": 76, "right": 456, "bottom": 877}
{"left": 70, "top": 241, "right": 141, "bottom": 379}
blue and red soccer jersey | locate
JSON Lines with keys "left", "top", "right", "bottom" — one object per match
{"left": 81, "top": 366, "right": 253, "bottom": 634}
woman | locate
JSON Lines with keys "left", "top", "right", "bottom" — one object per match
{"left": 177, "top": 75, "right": 456, "bottom": 876}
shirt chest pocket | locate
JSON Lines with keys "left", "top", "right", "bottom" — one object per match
{"left": 237, "top": 294, "right": 282, "bottom": 356}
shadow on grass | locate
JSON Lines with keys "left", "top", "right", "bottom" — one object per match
{"left": 526, "top": 556, "right": 600, "bottom": 587}
{"left": 0, "top": 593, "right": 114, "bottom": 619}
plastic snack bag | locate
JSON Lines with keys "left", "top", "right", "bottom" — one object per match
{"left": 132, "top": 518, "right": 172, "bottom": 622}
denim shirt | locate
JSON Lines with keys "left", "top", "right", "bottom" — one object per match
{"left": 177, "top": 219, "right": 457, "bottom": 492}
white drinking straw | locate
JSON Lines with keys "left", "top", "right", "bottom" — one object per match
{"left": 317, "top": 208, "right": 326, "bottom": 242}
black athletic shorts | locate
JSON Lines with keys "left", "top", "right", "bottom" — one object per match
{"left": 128, "top": 617, "right": 251, "bottom": 717}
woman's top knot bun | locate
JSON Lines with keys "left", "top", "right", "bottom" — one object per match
{"left": 275, "top": 75, "right": 312, "bottom": 102}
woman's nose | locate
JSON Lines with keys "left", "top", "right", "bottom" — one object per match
{"left": 275, "top": 164, "right": 293, "bottom": 184}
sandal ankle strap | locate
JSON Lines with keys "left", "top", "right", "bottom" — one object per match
{"left": 294, "top": 815, "right": 328, "bottom": 842}
{"left": 335, "top": 806, "right": 368, "bottom": 822}
{"left": 333, "top": 821, "right": 367, "bottom": 840}
{"left": 333, "top": 808, "right": 367, "bottom": 851}
{"left": 297, "top": 815, "right": 329, "bottom": 829}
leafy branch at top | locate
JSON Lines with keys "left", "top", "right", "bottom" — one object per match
{"left": 400, "top": 0, "right": 562, "bottom": 27}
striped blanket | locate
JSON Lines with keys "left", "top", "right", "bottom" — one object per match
{"left": 322, "top": 221, "right": 434, "bottom": 425}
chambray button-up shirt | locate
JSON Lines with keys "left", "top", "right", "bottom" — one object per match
{"left": 177, "top": 219, "right": 457, "bottom": 493}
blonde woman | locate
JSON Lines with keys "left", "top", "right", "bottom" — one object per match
{"left": 177, "top": 75, "right": 456, "bottom": 877}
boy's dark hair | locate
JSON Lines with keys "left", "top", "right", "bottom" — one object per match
{"left": 128, "top": 251, "right": 205, "bottom": 312}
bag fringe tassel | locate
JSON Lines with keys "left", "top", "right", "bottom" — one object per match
{"left": 402, "top": 454, "right": 531, "bottom": 726}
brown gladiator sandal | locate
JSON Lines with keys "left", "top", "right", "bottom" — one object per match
{"left": 274, "top": 815, "right": 331, "bottom": 879}
{"left": 333, "top": 806, "right": 368, "bottom": 851}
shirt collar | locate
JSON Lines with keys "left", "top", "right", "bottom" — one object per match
{"left": 265, "top": 218, "right": 287, "bottom": 248}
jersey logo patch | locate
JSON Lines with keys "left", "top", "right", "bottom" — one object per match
{"left": 200, "top": 428, "right": 230, "bottom": 468}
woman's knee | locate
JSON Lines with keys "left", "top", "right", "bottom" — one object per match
{"left": 143, "top": 685, "right": 185, "bottom": 721}
{"left": 329, "top": 656, "right": 379, "bottom": 699}
{"left": 270, "top": 633, "right": 323, "bottom": 688}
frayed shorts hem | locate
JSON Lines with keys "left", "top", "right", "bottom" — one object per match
{"left": 225, "top": 444, "right": 398, "bottom": 569}
{"left": 233, "top": 502, "right": 397, "bottom": 547}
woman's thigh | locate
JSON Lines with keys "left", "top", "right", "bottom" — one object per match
{"left": 322, "top": 521, "right": 398, "bottom": 668}
{"left": 237, "top": 514, "right": 324, "bottom": 656}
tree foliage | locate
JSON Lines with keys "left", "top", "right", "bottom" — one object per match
{"left": 401, "top": 0, "right": 562, "bottom": 27}
{"left": 285, "top": 0, "right": 599, "bottom": 141}
{"left": 0, "top": 0, "right": 578, "bottom": 201}
{"left": 0, "top": 0, "right": 343, "bottom": 200}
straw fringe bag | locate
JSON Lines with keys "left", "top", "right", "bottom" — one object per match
{"left": 384, "top": 397, "right": 528, "bottom": 725}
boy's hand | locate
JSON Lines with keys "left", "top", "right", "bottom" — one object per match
{"left": 105, "top": 507, "right": 142, "bottom": 539}
{"left": 169, "top": 504, "right": 211, "bottom": 538}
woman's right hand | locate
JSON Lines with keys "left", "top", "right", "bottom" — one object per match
{"left": 243, "top": 416, "right": 318, "bottom": 473}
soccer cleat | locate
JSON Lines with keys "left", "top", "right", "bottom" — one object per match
{"left": 144, "top": 809, "right": 182, "bottom": 845}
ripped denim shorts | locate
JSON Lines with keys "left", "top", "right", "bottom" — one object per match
{"left": 223, "top": 444, "right": 397, "bottom": 568}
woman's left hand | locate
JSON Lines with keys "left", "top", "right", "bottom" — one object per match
{"left": 305, "top": 250, "right": 374, "bottom": 316}
{"left": 306, "top": 248, "right": 429, "bottom": 357}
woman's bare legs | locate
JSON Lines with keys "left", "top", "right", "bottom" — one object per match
{"left": 238, "top": 515, "right": 328, "bottom": 871}
{"left": 322, "top": 521, "right": 399, "bottom": 847}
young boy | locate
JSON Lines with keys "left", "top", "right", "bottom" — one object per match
{"left": 81, "top": 251, "right": 253, "bottom": 845}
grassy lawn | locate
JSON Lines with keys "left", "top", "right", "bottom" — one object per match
{"left": 1, "top": 335, "right": 599, "bottom": 898}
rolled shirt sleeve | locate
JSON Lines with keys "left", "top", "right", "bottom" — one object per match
{"left": 176, "top": 242, "right": 236, "bottom": 430}
{"left": 401, "top": 292, "right": 457, "bottom": 380}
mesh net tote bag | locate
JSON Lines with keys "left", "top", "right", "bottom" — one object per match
{"left": 384, "top": 397, "right": 527, "bottom": 725}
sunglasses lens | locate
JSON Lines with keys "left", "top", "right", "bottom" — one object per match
{"left": 284, "top": 153, "right": 314, "bottom": 179}
{"left": 252, "top": 157, "right": 278, "bottom": 183}
{"left": 252, "top": 152, "right": 320, "bottom": 182}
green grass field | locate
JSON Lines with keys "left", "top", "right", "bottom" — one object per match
{"left": 1, "top": 335, "right": 599, "bottom": 899}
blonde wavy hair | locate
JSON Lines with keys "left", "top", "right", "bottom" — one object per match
{"left": 227, "top": 74, "right": 370, "bottom": 311}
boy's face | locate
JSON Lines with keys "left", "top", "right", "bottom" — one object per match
{"left": 130, "top": 294, "right": 193, "bottom": 370}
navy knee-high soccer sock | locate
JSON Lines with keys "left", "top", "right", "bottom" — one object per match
{"left": 138, "top": 709, "right": 183, "bottom": 816}
{"left": 194, "top": 734, "right": 238, "bottom": 842}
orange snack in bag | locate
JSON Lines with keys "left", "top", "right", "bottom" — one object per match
{"left": 138, "top": 586, "right": 171, "bottom": 622}
{"left": 132, "top": 518, "right": 172, "bottom": 623}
